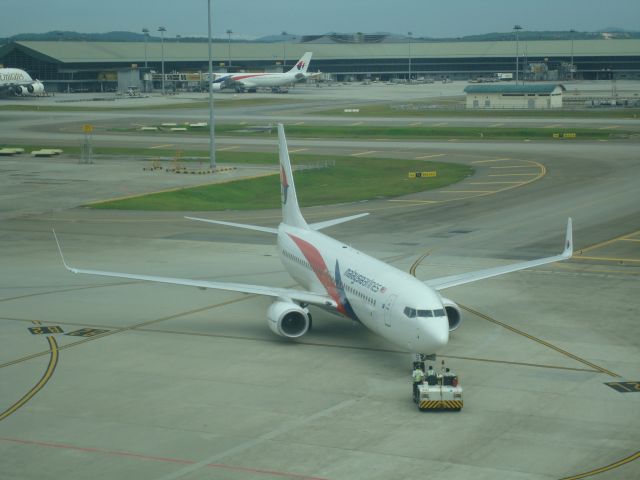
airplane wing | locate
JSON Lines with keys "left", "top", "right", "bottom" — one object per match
{"left": 185, "top": 213, "right": 369, "bottom": 233}
{"left": 309, "top": 213, "right": 369, "bottom": 231}
{"left": 185, "top": 216, "right": 279, "bottom": 234}
{"left": 425, "top": 218, "right": 573, "bottom": 291}
{"left": 53, "top": 231, "right": 336, "bottom": 308}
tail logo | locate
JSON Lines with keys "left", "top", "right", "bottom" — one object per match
{"left": 280, "top": 166, "right": 289, "bottom": 205}
{"left": 296, "top": 61, "right": 305, "bottom": 70}
{"left": 334, "top": 260, "right": 359, "bottom": 321}
{"left": 287, "top": 233, "right": 359, "bottom": 322}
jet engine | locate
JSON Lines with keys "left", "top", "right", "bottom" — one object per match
{"left": 267, "top": 301, "right": 310, "bottom": 338}
{"left": 441, "top": 297, "right": 462, "bottom": 331}
{"left": 14, "top": 82, "right": 44, "bottom": 96}
{"left": 31, "top": 81, "right": 44, "bottom": 95}
{"left": 211, "top": 82, "right": 225, "bottom": 91}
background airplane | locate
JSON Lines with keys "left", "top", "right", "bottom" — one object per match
{"left": 0, "top": 67, "right": 45, "bottom": 96}
{"left": 55, "top": 124, "right": 572, "bottom": 359}
{"left": 212, "top": 52, "right": 313, "bottom": 92}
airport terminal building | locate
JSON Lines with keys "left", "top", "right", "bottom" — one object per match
{"left": 1, "top": 36, "right": 639, "bottom": 92}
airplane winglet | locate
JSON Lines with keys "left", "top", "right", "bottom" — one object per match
{"left": 563, "top": 217, "right": 573, "bottom": 258}
{"left": 52, "top": 230, "right": 77, "bottom": 273}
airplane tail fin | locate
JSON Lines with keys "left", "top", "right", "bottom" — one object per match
{"left": 288, "top": 52, "right": 313, "bottom": 75}
{"left": 278, "top": 124, "right": 309, "bottom": 229}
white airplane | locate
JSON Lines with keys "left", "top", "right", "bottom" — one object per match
{"left": 212, "top": 52, "right": 313, "bottom": 92}
{"left": 0, "top": 67, "right": 45, "bottom": 96}
{"left": 54, "top": 124, "right": 573, "bottom": 358}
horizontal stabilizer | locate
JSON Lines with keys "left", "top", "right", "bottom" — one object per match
{"left": 185, "top": 216, "right": 278, "bottom": 234}
{"left": 309, "top": 213, "right": 369, "bottom": 231}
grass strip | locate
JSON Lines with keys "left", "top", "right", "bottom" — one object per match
{"left": 89, "top": 156, "right": 472, "bottom": 211}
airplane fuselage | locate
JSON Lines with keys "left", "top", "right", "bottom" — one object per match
{"left": 231, "top": 71, "right": 303, "bottom": 89}
{"left": 1, "top": 69, "right": 31, "bottom": 82}
{"left": 213, "top": 52, "right": 312, "bottom": 92}
{"left": 0, "top": 67, "right": 44, "bottom": 96}
{"left": 278, "top": 224, "right": 449, "bottom": 353}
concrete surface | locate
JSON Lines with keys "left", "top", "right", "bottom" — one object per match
{"left": 1, "top": 85, "right": 639, "bottom": 480}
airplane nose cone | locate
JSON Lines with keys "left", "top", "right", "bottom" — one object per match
{"left": 420, "top": 317, "right": 449, "bottom": 353}
{"left": 432, "top": 317, "right": 449, "bottom": 348}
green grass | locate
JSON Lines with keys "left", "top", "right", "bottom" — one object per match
{"left": 89, "top": 156, "right": 472, "bottom": 211}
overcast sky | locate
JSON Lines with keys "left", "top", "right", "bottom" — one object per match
{"left": 3, "top": 0, "right": 639, "bottom": 39}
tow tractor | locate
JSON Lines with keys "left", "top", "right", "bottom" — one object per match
{"left": 413, "top": 358, "right": 463, "bottom": 411}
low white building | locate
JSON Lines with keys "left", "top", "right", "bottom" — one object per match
{"left": 464, "top": 84, "right": 565, "bottom": 109}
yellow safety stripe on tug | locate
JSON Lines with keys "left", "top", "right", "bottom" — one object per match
{"left": 419, "top": 400, "right": 463, "bottom": 410}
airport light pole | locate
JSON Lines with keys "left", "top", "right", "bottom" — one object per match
{"left": 142, "top": 28, "right": 149, "bottom": 68}
{"left": 207, "top": 0, "right": 216, "bottom": 168}
{"left": 513, "top": 25, "right": 522, "bottom": 84}
{"left": 281, "top": 31, "right": 288, "bottom": 69}
{"left": 570, "top": 29, "right": 575, "bottom": 81}
{"left": 407, "top": 31, "right": 412, "bottom": 83}
{"left": 226, "top": 29, "right": 232, "bottom": 68}
{"left": 158, "top": 26, "right": 166, "bottom": 95}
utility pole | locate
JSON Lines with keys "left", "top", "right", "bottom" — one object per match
{"left": 207, "top": 0, "right": 216, "bottom": 168}
{"left": 570, "top": 29, "right": 576, "bottom": 80}
{"left": 513, "top": 25, "right": 522, "bottom": 84}
{"left": 408, "top": 32, "right": 413, "bottom": 83}
{"left": 158, "top": 26, "right": 166, "bottom": 95}
{"left": 142, "top": 28, "right": 149, "bottom": 68}
{"left": 226, "top": 29, "right": 232, "bottom": 68}
{"left": 281, "top": 31, "right": 288, "bottom": 69}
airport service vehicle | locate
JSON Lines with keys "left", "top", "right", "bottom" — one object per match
{"left": 55, "top": 124, "right": 573, "bottom": 360}
{"left": 212, "top": 52, "right": 312, "bottom": 92}
{"left": 0, "top": 68, "right": 44, "bottom": 96}
{"left": 415, "top": 361, "right": 463, "bottom": 411}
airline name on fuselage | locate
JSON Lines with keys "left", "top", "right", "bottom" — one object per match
{"left": 344, "top": 268, "right": 385, "bottom": 293}
{"left": 0, "top": 72, "right": 27, "bottom": 81}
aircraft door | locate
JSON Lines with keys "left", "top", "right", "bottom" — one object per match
{"left": 383, "top": 294, "right": 397, "bottom": 327}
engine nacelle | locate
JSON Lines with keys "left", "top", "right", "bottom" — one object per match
{"left": 267, "top": 301, "right": 310, "bottom": 338}
{"left": 31, "top": 81, "right": 44, "bottom": 95}
{"left": 14, "top": 82, "right": 43, "bottom": 96}
{"left": 211, "top": 82, "right": 225, "bottom": 91}
{"left": 441, "top": 297, "right": 462, "bottom": 331}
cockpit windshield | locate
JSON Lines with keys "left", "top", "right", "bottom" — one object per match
{"left": 403, "top": 307, "right": 445, "bottom": 318}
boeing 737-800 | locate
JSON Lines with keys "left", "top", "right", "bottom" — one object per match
{"left": 0, "top": 67, "right": 44, "bottom": 96}
{"left": 55, "top": 124, "right": 572, "bottom": 357}
{"left": 212, "top": 52, "right": 313, "bottom": 92}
